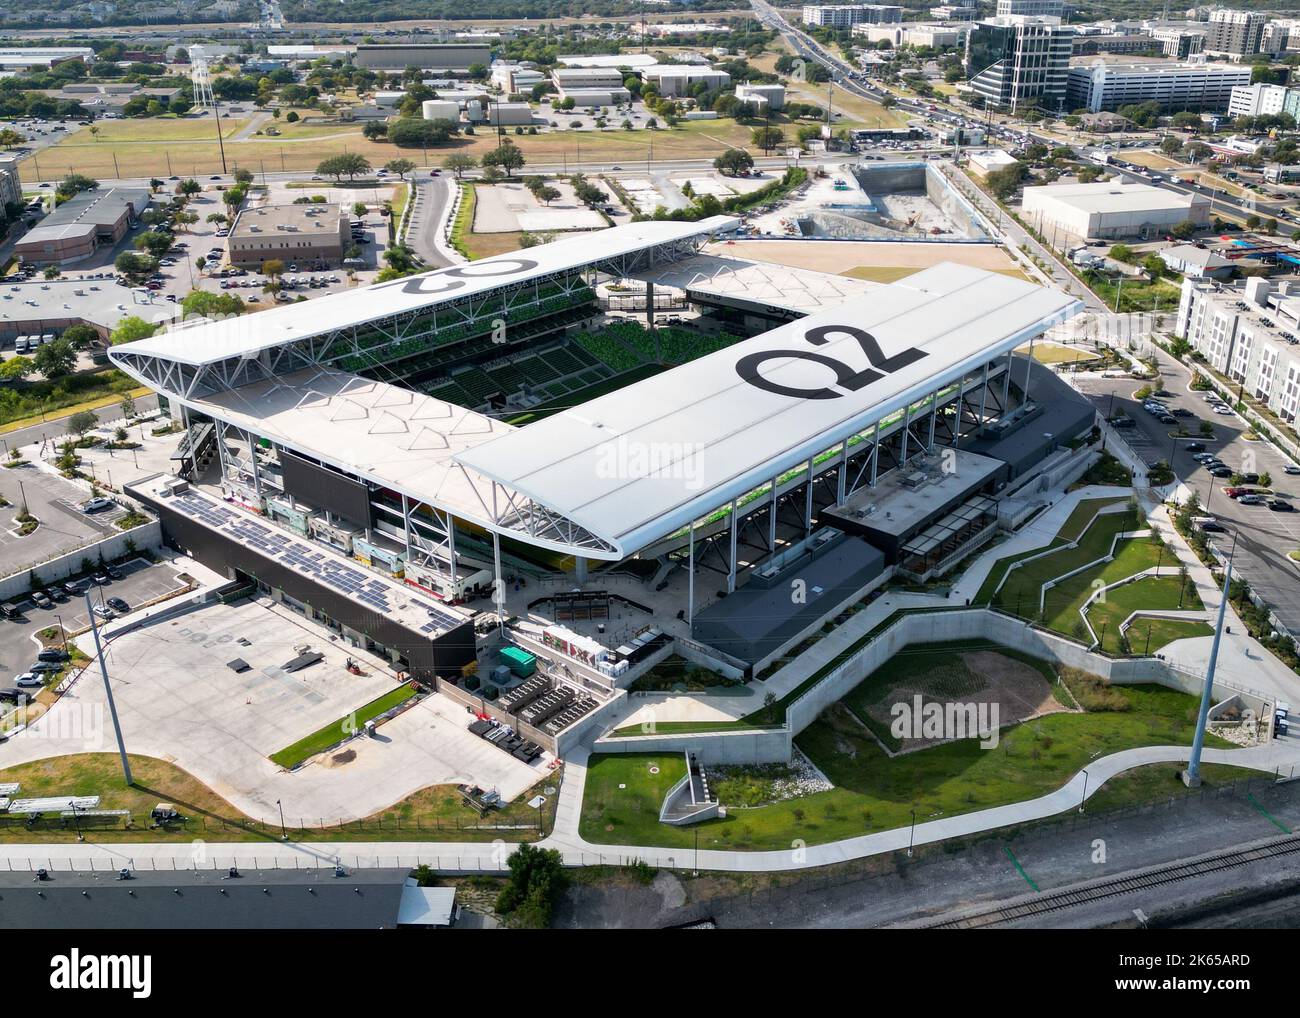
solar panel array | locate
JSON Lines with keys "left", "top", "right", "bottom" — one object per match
{"left": 168, "top": 491, "right": 465, "bottom": 637}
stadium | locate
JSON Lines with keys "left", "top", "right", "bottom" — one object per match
{"left": 110, "top": 216, "right": 1095, "bottom": 751}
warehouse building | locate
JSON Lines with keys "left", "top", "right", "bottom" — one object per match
{"left": 1021, "top": 181, "right": 1209, "bottom": 243}
{"left": 354, "top": 43, "right": 491, "bottom": 72}
{"left": 227, "top": 203, "right": 350, "bottom": 269}
{"left": 15, "top": 186, "right": 151, "bottom": 266}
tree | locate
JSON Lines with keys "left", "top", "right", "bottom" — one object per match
{"left": 389, "top": 118, "right": 458, "bottom": 148}
{"left": 384, "top": 157, "right": 416, "bottom": 179}
{"left": 61, "top": 324, "right": 99, "bottom": 350}
{"left": 135, "top": 231, "right": 174, "bottom": 258}
{"left": 178, "top": 178, "right": 202, "bottom": 199}
{"left": 713, "top": 148, "right": 755, "bottom": 176}
{"left": 1171, "top": 220, "right": 1196, "bottom": 240}
{"left": 33, "top": 339, "right": 77, "bottom": 380}
{"left": 181, "top": 289, "right": 245, "bottom": 318}
{"left": 494, "top": 843, "right": 566, "bottom": 929}
{"left": 67, "top": 410, "right": 98, "bottom": 440}
{"left": 750, "top": 126, "right": 785, "bottom": 152}
{"left": 114, "top": 251, "right": 158, "bottom": 280}
{"left": 535, "top": 185, "right": 561, "bottom": 206}
{"left": 443, "top": 152, "right": 477, "bottom": 178}
{"left": 985, "top": 161, "right": 1026, "bottom": 200}
{"left": 286, "top": 110, "right": 300, "bottom": 123}
{"left": 480, "top": 143, "right": 525, "bottom": 178}
{"left": 0, "top": 356, "right": 33, "bottom": 381}
{"left": 317, "top": 153, "right": 371, "bottom": 181}
{"left": 119, "top": 393, "right": 136, "bottom": 421}
{"left": 261, "top": 259, "right": 285, "bottom": 279}
{"left": 56, "top": 173, "right": 98, "bottom": 200}
{"left": 109, "top": 316, "right": 159, "bottom": 346}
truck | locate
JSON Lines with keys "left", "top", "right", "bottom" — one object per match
{"left": 1089, "top": 151, "right": 1111, "bottom": 166}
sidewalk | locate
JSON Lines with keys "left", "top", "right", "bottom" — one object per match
{"left": 1, "top": 739, "right": 1296, "bottom": 874}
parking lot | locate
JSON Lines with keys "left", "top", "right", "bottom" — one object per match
{"left": 1075, "top": 347, "right": 1300, "bottom": 633}
{"left": 0, "top": 466, "right": 129, "bottom": 577}
{"left": 0, "top": 597, "right": 546, "bottom": 820}
{"left": 0, "top": 556, "right": 188, "bottom": 697}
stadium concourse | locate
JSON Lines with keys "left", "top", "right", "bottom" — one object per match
{"left": 109, "top": 217, "right": 1093, "bottom": 755}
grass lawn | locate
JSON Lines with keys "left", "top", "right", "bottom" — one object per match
{"left": 992, "top": 506, "right": 1141, "bottom": 621}
{"left": 1119, "top": 614, "right": 1213, "bottom": 656}
{"left": 581, "top": 682, "right": 1238, "bottom": 851}
{"left": 1085, "top": 575, "right": 1205, "bottom": 654}
{"left": 1038, "top": 534, "right": 1167, "bottom": 641}
{"left": 464, "top": 230, "right": 527, "bottom": 260}
{"left": 973, "top": 497, "right": 1125, "bottom": 607}
{"left": 269, "top": 685, "right": 416, "bottom": 769}
{"left": 0, "top": 753, "right": 553, "bottom": 842}
{"left": 1022, "top": 341, "right": 1102, "bottom": 367}
{"left": 0, "top": 371, "right": 149, "bottom": 431}
{"left": 1083, "top": 762, "right": 1273, "bottom": 814}
{"left": 21, "top": 115, "right": 797, "bottom": 183}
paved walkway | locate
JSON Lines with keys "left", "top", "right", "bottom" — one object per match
{"left": 3, "top": 738, "right": 1297, "bottom": 873}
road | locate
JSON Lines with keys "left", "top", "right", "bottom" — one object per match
{"left": 1073, "top": 348, "right": 1300, "bottom": 634}
{"left": 403, "top": 172, "right": 452, "bottom": 268}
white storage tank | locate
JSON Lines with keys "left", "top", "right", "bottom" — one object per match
{"left": 421, "top": 99, "right": 461, "bottom": 122}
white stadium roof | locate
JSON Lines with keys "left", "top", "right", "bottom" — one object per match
{"left": 116, "top": 217, "right": 735, "bottom": 369}
{"left": 455, "top": 264, "right": 1080, "bottom": 556}
{"left": 630, "top": 253, "right": 878, "bottom": 315}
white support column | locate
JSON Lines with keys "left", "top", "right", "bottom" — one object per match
{"left": 727, "top": 500, "right": 738, "bottom": 594}
{"left": 401, "top": 493, "right": 414, "bottom": 560}
{"left": 214, "top": 421, "right": 231, "bottom": 483}
{"left": 870, "top": 426, "right": 880, "bottom": 485}
{"left": 492, "top": 530, "right": 504, "bottom": 635}
{"left": 927, "top": 389, "right": 939, "bottom": 450}
{"left": 804, "top": 457, "right": 814, "bottom": 532}
{"left": 447, "top": 518, "right": 457, "bottom": 578}
{"left": 768, "top": 476, "right": 778, "bottom": 551}
{"left": 977, "top": 361, "right": 991, "bottom": 434}
{"left": 837, "top": 438, "right": 849, "bottom": 502}
{"left": 1000, "top": 349, "right": 1013, "bottom": 414}
{"left": 1023, "top": 334, "right": 1035, "bottom": 398}
{"left": 900, "top": 404, "right": 911, "bottom": 466}
{"left": 687, "top": 519, "right": 695, "bottom": 630}
{"left": 575, "top": 556, "right": 588, "bottom": 584}
{"left": 246, "top": 428, "right": 263, "bottom": 498}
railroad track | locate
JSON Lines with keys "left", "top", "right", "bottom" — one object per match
{"left": 921, "top": 834, "right": 1300, "bottom": 929}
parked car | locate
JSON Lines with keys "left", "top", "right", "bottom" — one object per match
{"left": 36, "top": 648, "right": 68, "bottom": 663}
{"left": 28, "top": 661, "right": 61, "bottom": 674}
{"left": 92, "top": 605, "right": 115, "bottom": 621}
{"left": 1269, "top": 499, "right": 1295, "bottom": 512}
{"left": 92, "top": 572, "right": 110, "bottom": 586}
{"left": 0, "top": 688, "right": 25, "bottom": 704}
{"left": 0, "top": 604, "right": 19, "bottom": 620}
{"left": 30, "top": 591, "right": 52, "bottom": 609}
{"left": 81, "top": 497, "right": 114, "bottom": 513}
{"left": 1285, "top": 464, "right": 1300, "bottom": 475}
{"left": 62, "top": 580, "right": 84, "bottom": 596}
{"left": 1200, "top": 521, "right": 1227, "bottom": 533}
{"left": 13, "top": 673, "right": 42, "bottom": 688}
{"left": 1210, "top": 466, "right": 1233, "bottom": 477}
{"left": 1237, "top": 494, "right": 1266, "bottom": 505}
{"left": 1184, "top": 442, "right": 1207, "bottom": 452}
{"left": 106, "top": 596, "right": 129, "bottom": 614}
{"left": 105, "top": 564, "right": 123, "bottom": 580}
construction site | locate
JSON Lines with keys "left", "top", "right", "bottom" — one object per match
{"left": 754, "top": 161, "right": 990, "bottom": 242}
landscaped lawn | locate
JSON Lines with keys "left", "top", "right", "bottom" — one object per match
{"left": 1038, "top": 534, "right": 1170, "bottom": 641}
{"left": 1082, "top": 762, "right": 1273, "bottom": 814}
{"left": 581, "top": 682, "right": 1237, "bottom": 851}
{"left": 269, "top": 685, "right": 416, "bottom": 769}
{"left": 0, "top": 753, "right": 553, "bottom": 843}
{"left": 990, "top": 503, "right": 1138, "bottom": 617}
{"left": 1084, "top": 575, "right": 1205, "bottom": 654}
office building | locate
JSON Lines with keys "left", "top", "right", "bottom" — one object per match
{"left": 965, "top": 17, "right": 1074, "bottom": 113}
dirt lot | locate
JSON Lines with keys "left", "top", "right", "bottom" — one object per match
{"left": 858, "top": 649, "right": 1070, "bottom": 752}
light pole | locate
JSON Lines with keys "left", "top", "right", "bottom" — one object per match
{"left": 1185, "top": 532, "right": 1237, "bottom": 787}
{"left": 907, "top": 808, "right": 917, "bottom": 858}
{"left": 86, "top": 590, "right": 131, "bottom": 786}
{"left": 1079, "top": 769, "right": 1089, "bottom": 812}
{"left": 277, "top": 798, "right": 288, "bottom": 840}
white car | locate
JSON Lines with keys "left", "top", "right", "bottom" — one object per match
{"left": 80, "top": 497, "right": 114, "bottom": 513}
{"left": 1285, "top": 465, "right": 1300, "bottom": 475}
{"left": 92, "top": 605, "right": 115, "bottom": 621}
{"left": 1213, "top": 406, "right": 1233, "bottom": 415}
{"left": 14, "top": 672, "right": 42, "bottom": 688}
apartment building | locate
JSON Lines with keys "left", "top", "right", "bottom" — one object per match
{"left": 1204, "top": 9, "right": 1267, "bottom": 58}
{"left": 801, "top": 4, "right": 903, "bottom": 28}
{"left": 1227, "top": 82, "right": 1293, "bottom": 119}
{"left": 1178, "top": 277, "right": 1300, "bottom": 423}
